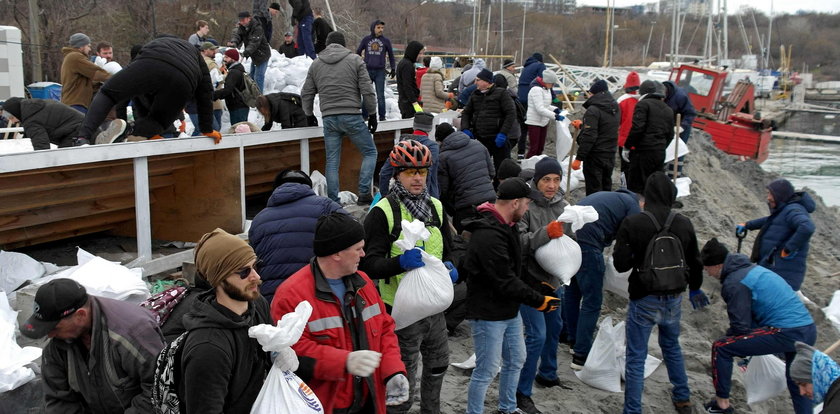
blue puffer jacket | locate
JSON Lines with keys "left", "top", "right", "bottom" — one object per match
{"left": 746, "top": 191, "right": 816, "bottom": 291}
{"left": 575, "top": 189, "right": 640, "bottom": 249}
{"left": 719, "top": 253, "right": 814, "bottom": 336}
{"left": 517, "top": 56, "right": 546, "bottom": 104}
{"left": 663, "top": 80, "right": 696, "bottom": 132}
{"left": 437, "top": 131, "right": 496, "bottom": 211}
{"left": 249, "top": 183, "right": 346, "bottom": 302}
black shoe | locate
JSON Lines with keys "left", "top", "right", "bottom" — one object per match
{"left": 703, "top": 399, "right": 734, "bottom": 413}
{"left": 570, "top": 353, "right": 587, "bottom": 370}
{"left": 515, "top": 392, "right": 543, "bottom": 414}
{"left": 673, "top": 400, "right": 692, "bottom": 414}
{"left": 71, "top": 137, "right": 90, "bottom": 146}
{"left": 356, "top": 194, "right": 373, "bottom": 206}
{"left": 496, "top": 410, "right": 525, "bottom": 414}
{"left": 379, "top": 116, "right": 386, "bottom": 121}
{"left": 534, "top": 375, "right": 561, "bottom": 388}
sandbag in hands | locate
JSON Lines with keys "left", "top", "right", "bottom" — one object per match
{"left": 534, "top": 206, "right": 599, "bottom": 286}
{"left": 391, "top": 220, "right": 455, "bottom": 330}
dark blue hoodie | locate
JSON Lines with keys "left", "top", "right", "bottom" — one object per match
{"left": 355, "top": 20, "right": 396, "bottom": 71}
{"left": 663, "top": 80, "right": 696, "bottom": 131}
{"left": 575, "top": 189, "right": 640, "bottom": 249}
{"left": 517, "top": 55, "right": 546, "bottom": 103}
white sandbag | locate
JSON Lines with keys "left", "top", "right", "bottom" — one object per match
{"left": 675, "top": 177, "right": 692, "bottom": 198}
{"left": 822, "top": 290, "right": 840, "bottom": 334}
{"left": 744, "top": 355, "right": 787, "bottom": 405}
{"left": 0, "top": 251, "right": 45, "bottom": 293}
{"left": 338, "top": 191, "right": 358, "bottom": 205}
{"left": 520, "top": 154, "right": 548, "bottom": 170}
{"left": 575, "top": 317, "right": 622, "bottom": 392}
{"left": 663, "top": 137, "right": 690, "bottom": 164}
{"left": 534, "top": 206, "right": 599, "bottom": 286}
{"left": 0, "top": 138, "right": 36, "bottom": 154}
{"left": 450, "top": 353, "right": 476, "bottom": 370}
{"left": 0, "top": 292, "right": 41, "bottom": 392}
{"left": 390, "top": 220, "right": 454, "bottom": 330}
{"left": 249, "top": 301, "right": 324, "bottom": 414}
{"left": 309, "top": 170, "right": 328, "bottom": 197}
{"left": 603, "top": 255, "right": 630, "bottom": 299}
{"left": 35, "top": 248, "right": 150, "bottom": 304}
{"left": 555, "top": 114, "right": 573, "bottom": 159}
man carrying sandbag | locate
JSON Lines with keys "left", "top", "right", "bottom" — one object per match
{"left": 360, "top": 140, "right": 458, "bottom": 414}
{"left": 613, "top": 171, "right": 707, "bottom": 414}
{"left": 514, "top": 157, "right": 571, "bottom": 414}
{"left": 699, "top": 238, "right": 817, "bottom": 414}
{"left": 462, "top": 177, "right": 561, "bottom": 414}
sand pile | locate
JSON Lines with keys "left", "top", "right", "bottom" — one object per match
{"left": 438, "top": 131, "right": 840, "bottom": 414}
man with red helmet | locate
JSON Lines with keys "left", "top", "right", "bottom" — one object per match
{"left": 360, "top": 140, "right": 458, "bottom": 414}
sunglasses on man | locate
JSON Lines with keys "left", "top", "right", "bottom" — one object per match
{"left": 235, "top": 259, "right": 263, "bottom": 279}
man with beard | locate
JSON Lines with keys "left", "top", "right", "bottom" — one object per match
{"left": 179, "top": 228, "right": 289, "bottom": 413}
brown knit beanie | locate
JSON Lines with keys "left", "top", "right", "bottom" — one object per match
{"left": 194, "top": 228, "right": 256, "bottom": 287}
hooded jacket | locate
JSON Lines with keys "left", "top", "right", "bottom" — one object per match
{"left": 396, "top": 41, "right": 424, "bottom": 105}
{"left": 577, "top": 91, "right": 620, "bottom": 161}
{"left": 495, "top": 69, "right": 518, "bottom": 95}
{"left": 617, "top": 93, "right": 639, "bottom": 147}
{"left": 663, "top": 80, "right": 696, "bottom": 131}
{"left": 213, "top": 61, "right": 249, "bottom": 111}
{"left": 518, "top": 191, "right": 572, "bottom": 293}
{"left": 624, "top": 94, "right": 674, "bottom": 152}
{"left": 463, "top": 203, "right": 545, "bottom": 321}
{"left": 420, "top": 69, "right": 449, "bottom": 113}
{"left": 718, "top": 253, "right": 814, "bottom": 337}
{"left": 248, "top": 182, "right": 346, "bottom": 302}
{"left": 525, "top": 78, "right": 557, "bottom": 127}
{"left": 575, "top": 189, "right": 641, "bottom": 249}
{"left": 612, "top": 172, "right": 703, "bottom": 300}
{"left": 355, "top": 20, "right": 396, "bottom": 71}
{"left": 437, "top": 131, "right": 497, "bottom": 211}
{"left": 3, "top": 98, "right": 84, "bottom": 150}
{"left": 41, "top": 296, "right": 164, "bottom": 414}
{"left": 179, "top": 291, "right": 272, "bottom": 414}
{"left": 517, "top": 55, "right": 547, "bottom": 103}
{"left": 746, "top": 191, "right": 816, "bottom": 291}
{"left": 301, "top": 43, "right": 376, "bottom": 117}
{"left": 231, "top": 18, "right": 272, "bottom": 65}
{"left": 60, "top": 47, "right": 110, "bottom": 108}
{"left": 261, "top": 92, "right": 309, "bottom": 130}
{"left": 461, "top": 84, "right": 516, "bottom": 143}
{"left": 458, "top": 58, "right": 486, "bottom": 92}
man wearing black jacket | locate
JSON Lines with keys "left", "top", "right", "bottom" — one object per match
{"left": 624, "top": 80, "right": 674, "bottom": 194}
{"left": 573, "top": 79, "right": 620, "bottom": 195}
{"left": 214, "top": 49, "right": 251, "bottom": 125}
{"left": 288, "top": 0, "right": 316, "bottom": 59}
{"left": 613, "top": 172, "right": 708, "bottom": 414}
{"left": 461, "top": 69, "right": 517, "bottom": 178}
{"left": 396, "top": 40, "right": 424, "bottom": 118}
{"left": 230, "top": 11, "right": 272, "bottom": 93}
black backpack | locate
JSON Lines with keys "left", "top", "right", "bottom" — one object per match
{"left": 638, "top": 211, "right": 688, "bottom": 292}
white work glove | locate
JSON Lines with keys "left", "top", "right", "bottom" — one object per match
{"left": 621, "top": 148, "right": 631, "bottom": 163}
{"left": 346, "top": 350, "right": 381, "bottom": 377}
{"left": 273, "top": 347, "right": 299, "bottom": 372}
{"left": 385, "top": 373, "right": 410, "bottom": 406}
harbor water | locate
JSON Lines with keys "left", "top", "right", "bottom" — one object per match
{"left": 761, "top": 104, "right": 840, "bottom": 207}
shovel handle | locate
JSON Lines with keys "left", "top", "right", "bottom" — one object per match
{"left": 825, "top": 338, "right": 840, "bottom": 355}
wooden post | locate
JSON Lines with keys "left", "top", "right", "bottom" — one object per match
{"left": 673, "top": 114, "right": 681, "bottom": 183}
{"left": 825, "top": 338, "right": 840, "bottom": 355}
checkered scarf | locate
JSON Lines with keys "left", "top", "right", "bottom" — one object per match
{"left": 390, "top": 180, "right": 432, "bottom": 223}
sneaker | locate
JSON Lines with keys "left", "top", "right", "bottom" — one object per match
{"left": 534, "top": 375, "right": 560, "bottom": 388}
{"left": 517, "top": 154, "right": 525, "bottom": 160}
{"left": 94, "top": 119, "right": 127, "bottom": 144}
{"left": 515, "top": 392, "right": 543, "bottom": 414}
{"left": 496, "top": 410, "right": 525, "bottom": 414}
{"left": 703, "top": 399, "right": 734, "bottom": 413}
{"left": 570, "top": 353, "right": 587, "bottom": 371}
{"left": 673, "top": 400, "right": 692, "bottom": 414}
{"left": 356, "top": 193, "right": 373, "bottom": 206}
{"left": 71, "top": 137, "right": 90, "bottom": 146}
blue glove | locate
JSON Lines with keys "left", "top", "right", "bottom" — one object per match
{"left": 462, "top": 129, "right": 474, "bottom": 139}
{"left": 495, "top": 132, "right": 507, "bottom": 148}
{"left": 555, "top": 114, "right": 565, "bottom": 121}
{"left": 689, "top": 289, "right": 710, "bottom": 310}
{"left": 444, "top": 261, "right": 459, "bottom": 283}
{"left": 398, "top": 249, "right": 425, "bottom": 270}
{"left": 554, "top": 107, "right": 561, "bottom": 114}
{"left": 735, "top": 224, "right": 747, "bottom": 237}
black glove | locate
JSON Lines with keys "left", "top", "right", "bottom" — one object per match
{"left": 367, "top": 115, "right": 378, "bottom": 134}
{"left": 307, "top": 115, "right": 319, "bottom": 127}
{"left": 388, "top": 70, "right": 396, "bottom": 79}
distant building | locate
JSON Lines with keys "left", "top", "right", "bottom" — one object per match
{"left": 455, "top": 0, "right": 577, "bottom": 15}
{"left": 659, "top": 0, "right": 710, "bottom": 17}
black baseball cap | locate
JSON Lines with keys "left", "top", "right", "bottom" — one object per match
{"left": 21, "top": 279, "right": 88, "bottom": 339}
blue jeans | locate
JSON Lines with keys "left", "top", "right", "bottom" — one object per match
{"left": 297, "top": 14, "right": 316, "bottom": 59}
{"left": 516, "top": 290, "right": 562, "bottom": 396}
{"left": 564, "top": 247, "right": 606, "bottom": 356}
{"left": 229, "top": 107, "right": 249, "bottom": 125}
{"left": 624, "top": 295, "right": 690, "bottom": 414}
{"left": 712, "top": 324, "right": 816, "bottom": 414}
{"left": 322, "top": 114, "right": 377, "bottom": 202}
{"left": 363, "top": 68, "right": 386, "bottom": 120}
{"left": 467, "top": 317, "right": 525, "bottom": 414}
{"left": 188, "top": 110, "right": 222, "bottom": 135}
{"left": 250, "top": 60, "right": 268, "bottom": 94}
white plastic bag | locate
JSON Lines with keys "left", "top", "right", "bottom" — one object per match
{"left": 555, "top": 115, "right": 573, "bottom": 159}
{"left": 744, "top": 355, "right": 788, "bottom": 404}
{"left": 664, "top": 137, "right": 690, "bottom": 164}
{"left": 0, "top": 292, "right": 42, "bottom": 392}
{"left": 575, "top": 317, "right": 622, "bottom": 392}
{"left": 309, "top": 170, "right": 328, "bottom": 198}
{"left": 249, "top": 301, "right": 324, "bottom": 414}
{"left": 675, "top": 177, "right": 692, "bottom": 198}
{"left": 390, "top": 220, "right": 454, "bottom": 330}
{"left": 0, "top": 250, "right": 46, "bottom": 293}
{"left": 534, "top": 206, "right": 599, "bottom": 286}
{"left": 603, "top": 256, "right": 631, "bottom": 299}
{"left": 822, "top": 290, "right": 840, "bottom": 334}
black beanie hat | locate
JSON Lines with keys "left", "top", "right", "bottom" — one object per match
{"left": 497, "top": 158, "right": 522, "bottom": 181}
{"left": 533, "top": 157, "right": 562, "bottom": 184}
{"left": 435, "top": 123, "right": 455, "bottom": 141}
{"left": 497, "top": 177, "right": 531, "bottom": 200}
{"left": 2, "top": 97, "right": 23, "bottom": 119}
{"left": 476, "top": 68, "right": 494, "bottom": 83}
{"left": 589, "top": 79, "right": 609, "bottom": 94}
{"left": 700, "top": 237, "right": 729, "bottom": 266}
{"left": 326, "top": 31, "right": 346, "bottom": 47}
{"left": 273, "top": 169, "right": 313, "bottom": 189}
{"left": 313, "top": 212, "right": 365, "bottom": 257}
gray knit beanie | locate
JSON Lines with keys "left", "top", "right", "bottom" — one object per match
{"left": 69, "top": 33, "right": 91, "bottom": 49}
{"left": 790, "top": 341, "right": 816, "bottom": 383}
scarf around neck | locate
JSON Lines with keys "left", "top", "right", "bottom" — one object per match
{"left": 391, "top": 179, "right": 432, "bottom": 223}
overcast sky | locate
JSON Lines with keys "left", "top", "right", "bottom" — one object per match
{"left": 575, "top": 0, "right": 840, "bottom": 15}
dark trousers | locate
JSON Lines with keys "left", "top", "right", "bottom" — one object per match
{"left": 526, "top": 125, "right": 548, "bottom": 157}
{"left": 517, "top": 102, "right": 529, "bottom": 155}
{"left": 627, "top": 150, "right": 664, "bottom": 194}
{"left": 582, "top": 152, "right": 615, "bottom": 195}
{"left": 480, "top": 137, "right": 511, "bottom": 186}
{"left": 398, "top": 100, "right": 416, "bottom": 119}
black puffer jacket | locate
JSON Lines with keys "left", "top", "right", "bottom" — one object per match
{"left": 231, "top": 18, "right": 272, "bottom": 65}
{"left": 262, "top": 92, "right": 309, "bottom": 130}
{"left": 612, "top": 171, "right": 703, "bottom": 300}
{"left": 438, "top": 131, "right": 497, "bottom": 211}
{"left": 396, "top": 41, "right": 423, "bottom": 105}
{"left": 461, "top": 84, "right": 516, "bottom": 143}
{"left": 3, "top": 98, "right": 83, "bottom": 150}
{"left": 624, "top": 95, "right": 674, "bottom": 151}
{"left": 213, "top": 62, "right": 249, "bottom": 111}
{"left": 577, "top": 91, "right": 620, "bottom": 160}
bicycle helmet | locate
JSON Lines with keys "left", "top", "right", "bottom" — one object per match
{"left": 389, "top": 139, "right": 432, "bottom": 169}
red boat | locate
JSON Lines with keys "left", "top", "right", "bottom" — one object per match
{"left": 669, "top": 65, "right": 772, "bottom": 163}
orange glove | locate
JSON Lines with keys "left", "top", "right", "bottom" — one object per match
{"left": 546, "top": 221, "right": 564, "bottom": 239}
{"left": 536, "top": 296, "right": 560, "bottom": 313}
{"left": 572, "top": 159, "right": 582, "bottom": 170}
{"left": 780, "top": 249, "right": 790, "bottom": 258}
{"left": 203, "top": 130, "right": 222, "bottom": 144}
{"left": 178, "top": 122, "right": 186, "bottom": 133}
{"left": 444, "top": 100, "right": 453, "bottom": 110}
{"left": 571, "top": 119, "right": 583, "bottom": 129}
{"left": 448, "top": 92, "right": 455, "bottom": 99}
